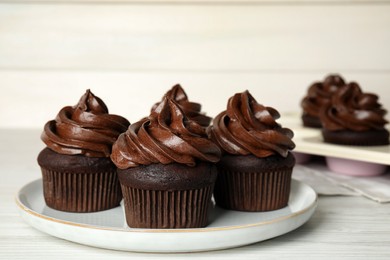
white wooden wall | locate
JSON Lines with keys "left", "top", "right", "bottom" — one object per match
{"left": 1, "top": 0, "right": 390, "bottom": 128}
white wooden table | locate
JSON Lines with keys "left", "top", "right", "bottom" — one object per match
{"left": 1, "top": 128, "right": 390, "bottom": 259}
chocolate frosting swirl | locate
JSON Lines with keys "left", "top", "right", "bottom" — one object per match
{"left": 207, "top": 91, "right": 295, "bottom": 158}
{"left": 41, "top": 89, "right": 130, "bottom": 157}
{"left": 111, "top": 97, "right": 221, "bottom": 169}
{"left": 152, "top": 84, "right": 211, "bottom": 127}
{"left": 301, "top": 74, "right": 346, "bottom": 117}
{"left": 320, "top": 83, "right": 388, "bottom": 131}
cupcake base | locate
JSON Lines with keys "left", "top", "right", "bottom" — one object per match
{"left": 301, "top": 114, "right": 322, "bottom": 128}
{"left": 322, "top": 129, "right": 389, "bottom": 146}
{"left": 214, "top": 153, "right": 295, "bottom": 212}
{"left": 117, "top": 162, "right": 217, "bottom": 229}
{"left": 37, "top": 148, "right": 122, "bottom": 212}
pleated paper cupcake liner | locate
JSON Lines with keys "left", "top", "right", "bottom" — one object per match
{"left": 121, "top": 185, "right": 214, "bottom": 228}
{"left": 213, "top": 169, "right": 293, "bottom": 212}
{"left": 41, "top": 168, "right": 122, "bottom": 212}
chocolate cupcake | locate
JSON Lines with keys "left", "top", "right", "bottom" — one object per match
{"left": 320, "top": 82, "right": 389, "bottom": 146}
{"left": 320, "top": 82, "right": 389, "bottom": 176}
{"left": 208, "top": 91, "right": 296, "bottom": 212}
{"left": 301, "top": 74, "right": 346, "bottom": 128}
{"left": 37, "top": 90, "right": 130, "bottom": 212}
{"left": 111, "top": 97, "right": 221, "bottom": 229}
{"left": 152, "top": 84, "right": 212, "bottom": 127}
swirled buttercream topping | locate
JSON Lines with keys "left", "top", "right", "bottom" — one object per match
{"left": 152, "top": 84, "right": 211, "bottom": 127}
{"left": 320, "top": 83, "right": 388, "bottom": 131}
{"left": 41, "top": 89, "right": 130, "bottom": 157}
{"left": 111, "top": 97, "right": 221, "bottom": 169}
{"left": 301, "top": 74, "right": 346, "bottom": 117}
{"left": 208, "top": 91, "right": 295, "bottom": 158}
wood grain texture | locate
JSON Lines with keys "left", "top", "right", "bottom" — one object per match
{"left": 1, "top": 1, "right": 390, "bottom": 128}
{"left": 1, "top": 3, "right": 390, "bottom": 71}
{"left": 1, "top": 71, "right": 389, "bottom": 128}
{"left": 1, "top": 130, "right": 390, "bottom": 259}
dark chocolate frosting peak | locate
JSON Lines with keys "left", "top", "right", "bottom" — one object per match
{"left": 320, "top": 83, "right": 388, "bottom": 131}
{"left": 111, "top": 97, "right": 221, "bottom": 169}
{"left": 301, "top": 74, "right": 346, "bottom": 117}
{"left": 152, "top": 84, "right": 211, "bottom": 127}
{"left": 41, "top": 89, "right": 130, "bottom": 157}
{"left": 208, "top": 91, "right": 295, "bottom": 158}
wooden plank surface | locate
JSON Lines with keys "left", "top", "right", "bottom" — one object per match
{"left": 1, "top": 3, "right": 390, "bottom": 71}
{"left": 1, "top": 71, "right": 389, "bottom": 128}
{"left": 0, "top": 1, "right": 389, "bottom": 128}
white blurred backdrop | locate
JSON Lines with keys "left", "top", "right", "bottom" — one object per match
{"left": 1, "top": 0, "right": 389, "bottom": 128}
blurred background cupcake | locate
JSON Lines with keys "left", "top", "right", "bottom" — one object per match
{"left": 301, "top": 74, "right": 346, "bottom": 128}
{"left": 320, "top": 82, "right": 389, "bottom": 176}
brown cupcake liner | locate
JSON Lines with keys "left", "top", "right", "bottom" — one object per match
{"left": 121, "top": 185, "right": 214, "bottom": 228}
{"left": 41, "top": 168, "right": 122, "bottom": 212}
{"left": 213, "top": 169, "right": 293, "bottom": 212}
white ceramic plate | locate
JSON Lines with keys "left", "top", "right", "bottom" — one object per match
{"left": 16, "top": 178, "right": 317, "bottom": 253}
{"left": 281, "top": 114, "right": 390, "bottom": 165}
